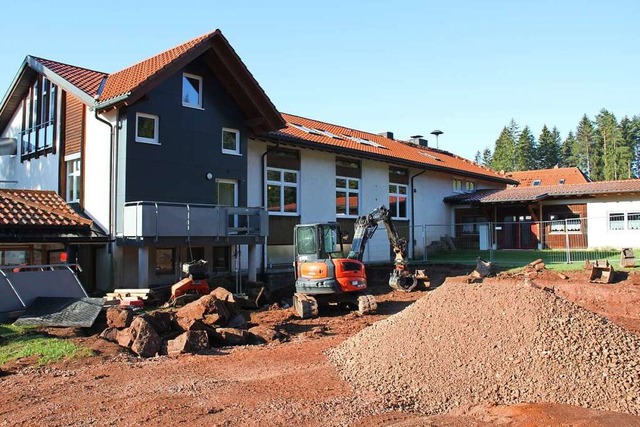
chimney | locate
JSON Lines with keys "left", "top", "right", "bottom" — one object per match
{"left": 378, "top": 131, "right": 394, "bottom": 139}
{"left": 410, "top": 135, "right": 428, "bottom": 147}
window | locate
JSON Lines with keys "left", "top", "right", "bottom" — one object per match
{"left": 182, "top": 73, "right": 202, "bottom": 108}
{"left": 532, "top": 179, "right": 541, "bottom": 186}
{"left": 453, "top": 178, "right": 462, "bottom": 192}
{"left": 0, "top": 248, "right": 30, "bottom": 266}
{"left": 629, "top": 213, "right": 640, "bottom": 230}
{"left": 155, "top": 248, "right": 175, "bottom": 275}
{"left": 66, "top": 156, "right": 81, "bottom": 202}
{"left": 389, "top": 184, "right": 407, "bottom": 219}
{"left": 222, "top": 128, "right": 240, "bottom": 155}
{"left": 135, "top": 113, "right": 159, "bottom": 144}
{"left": 266, "top": 167, "right": 298, "bottom": 214}
{"left": 609, "top": 213, "right": 625, "bottom": 231}
{"left": 20, "top": 76, "right": 57, "bottom": 159}
{"left": 336, "top": 177, "right": 360, "bottom": 216}
{"left": 465, "top": 181, "right": 475, "bottom": 193}
{"left": 550, "top": 214, "right": 582, "bottom": 233}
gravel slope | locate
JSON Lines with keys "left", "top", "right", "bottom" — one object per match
{"left": 328, "top": 280, "right": 640, "bottom": 415}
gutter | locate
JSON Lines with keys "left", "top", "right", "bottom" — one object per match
{"left": 410, "top": 169, "right": 427, "bottom": 260}
{"left": 93, "top": 110, "right": 116, "bottom": 242}
{"left": 94, "top": 93, "right": 130, "bottom": 111}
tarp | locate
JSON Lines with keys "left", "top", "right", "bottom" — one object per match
{"left": 14, "top": 297, "right": 104, "bottom": 328}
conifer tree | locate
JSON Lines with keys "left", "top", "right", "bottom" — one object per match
{"left": 537, "top": 125, "right": 560, "bottom": 169}
{"left": 481, "top": 147, "right": 493, "bottom": 167}
{"left": 474, "top": 151, "right": 482, "bottom": 164}
{"left": 561, "top": 131, "right": 577, "bottom": 167}
{"left": 490, "top": 126, "right": 517, "bottom": 172}
{"left": 595, "top": 109, "right": 623, "bottom": 180}
{"left": 620, "top": 116, "right": 639, "bottom": 179}
{"left": 515, "top": 126, "right": 536, "bottom": 170}
{"left": 575, "top": 115, "right": 596, "bottom": 178}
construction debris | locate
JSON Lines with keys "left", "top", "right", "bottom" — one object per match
{"left": 466, "top": 257, "right": 493, "bottom": 283}
{"left": 100, "top": 286, "right": 284, "bottom": 357}
{"left": 621, "top": 248, "right": 636, "bottom": 268}
{"left": 587, "top": 260, "right": 615, "bottom": 284}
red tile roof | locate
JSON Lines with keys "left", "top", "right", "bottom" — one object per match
{"left": 271, "top": 113, "right": 515, "bottom": 183}
{"left": 507, "top": 167, "right": 590, "bottom": 187}
{"left": 99, "top": 30, "right": 218, "bottom": 102}
{"left": 0, "top": 190, "right": 92, "bottom": 228}
{"left": 444, "top": 179, "right": 640, "bottom": 204}
{"left": 31, "top": 57, "right": 107, "bottom": 98}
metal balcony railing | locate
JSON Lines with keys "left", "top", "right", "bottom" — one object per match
{"left": 122, "top": 201, "right": 268, "bottom": 241}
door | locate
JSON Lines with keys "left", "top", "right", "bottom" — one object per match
{"left": 217, "top": 179, "right": 238, "bottom": 231}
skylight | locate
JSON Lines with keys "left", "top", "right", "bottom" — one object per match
{"left": 532, "top": 180, "right": 541, "bottom": 186}
{"left": 290, "top": 123, "right": 343, "bottom": 139}
{"left": 343, "top": 134, "right": 386, "bottom": 149}
{"left": 419, "top": 151, "right": 443, "bottom": 161}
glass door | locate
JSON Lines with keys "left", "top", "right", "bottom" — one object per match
{"left": 217, "top": 179, "right": 238, "bottom": 231}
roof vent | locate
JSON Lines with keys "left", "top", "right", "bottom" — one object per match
{"left": 409, "top": 135, "right": 428, "bottom": 147}
{"left": 378, "top": 131, "right": 394, "bottom": 139}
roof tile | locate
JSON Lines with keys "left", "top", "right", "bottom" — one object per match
{"left": 507, "top": 167, "right": 590, "bottom": 186}
{"left": 0, "top": 190, "right": 92, "bottom": 228}
{"left": 32, "top": 57, "right": 107, "bottom": 97}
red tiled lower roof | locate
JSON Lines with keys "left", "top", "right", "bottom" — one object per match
{"left": 0, "top": 190, "right": 92, "bottom": 228}
{"left": 444, "top": 179, "right": 640, "bottom": 204}
{"left": 271, "top": 113, "right": 515, "bottom": 184}
{"left": 507, "top": 167, "right": 590, "bottom": 186}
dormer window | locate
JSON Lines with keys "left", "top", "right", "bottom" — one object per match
{"left": 532, "top": 179, "right": 541, "bottom": 186}
{"left": 182, "top": 73, "right": 202, "bottom": 109}
{"left": 559, "top": 179, "right": 565, "bottom": 184}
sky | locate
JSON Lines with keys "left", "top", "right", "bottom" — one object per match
{"left": 1, "top": 0, "right": 638, "bottom": 161}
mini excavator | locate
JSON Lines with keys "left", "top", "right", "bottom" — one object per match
{"left": 292, "top": 205, "right": 428, "bottom": 318}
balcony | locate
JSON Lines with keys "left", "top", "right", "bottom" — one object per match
{"left": 121, "top": 201, "right": 269, "bottom": 245}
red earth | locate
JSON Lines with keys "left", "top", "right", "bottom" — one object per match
{"left": 1, "top": 265, "right": 639, "bottom": 426}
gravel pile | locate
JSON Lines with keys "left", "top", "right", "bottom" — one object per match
{"left": 328, "top": 280, "right": 640, "bottom": 415}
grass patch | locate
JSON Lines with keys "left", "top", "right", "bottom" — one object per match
{"left": 0, "top": 324, "right": 92, "bottom": 366}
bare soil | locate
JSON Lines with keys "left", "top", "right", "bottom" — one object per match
{"left": 1, "top": 265, "right": 640, "bottom": 426}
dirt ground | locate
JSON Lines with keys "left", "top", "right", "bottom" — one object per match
{"left": 1, "top": 265, "right": 640, "bottom": 426}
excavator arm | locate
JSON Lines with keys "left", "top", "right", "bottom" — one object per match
{"left": 347, "top": 205, "right": 419, "bottom": 291}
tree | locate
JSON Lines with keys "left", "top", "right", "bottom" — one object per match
{"left": 515, "top": 126, "right": 536, "bottom": 170}
{"left": 595, "top": 109, "right": 624, "bottom": 180}
{"left": 474, "top": 151, "right": 482, "bottom": 164}
{"left": 537, "top": 125, "right": 561, "bottom": 169}
{"left": 619, "top": 116, "right": 640, "bottom": 179}
{"left": 561, "top": 131, "right": 577, "bottom": 168}
{"left": 482, "top": 147, "right": 493, "bottom": 167}
{"left": 575, "top": 115, "right": 596, "bottom": 179}
{"left": 491, "top": 126, "right": 517, "bottom": 172}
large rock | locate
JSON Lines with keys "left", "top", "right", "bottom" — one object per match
{"left": 210, "top": 287, "right": 239, "bottom": 314}
{"left": 176, "top": 294, "right": 230, "bottom": 330}
{"left": 248, "top": 326, "right": 282, "bottom": 344}
{"left": 99, "top": 327, "right": 119, "bottom": 343}
{"left": 106, "top": 307, "right": 134, "bottom": 329}
{"left": 129, "top": 317, "right": 162, "bottom": 357}
{"left": 141, "top": 310, "right": 175, "bottom": 335}
{"left": 226, "top": 313, "right": 248, "bottom": 329}
{"left": 116, "top": 328, "right": 134, "bottom": 348}
{"left": 213, "top": 327, "right": 247, "bottom": 346}
{"left": 166, "top": 331, "right": 210, "bottom": 355}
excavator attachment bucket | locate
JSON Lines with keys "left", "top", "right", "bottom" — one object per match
{"left": 389, "top": 270, "right": 418, "bottom": 292}
{"left": 588, "top": 260, "right": 615, "bottom": 284}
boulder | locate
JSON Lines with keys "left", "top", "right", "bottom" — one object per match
{"left": 141, "top": 310, "right": 175, "bottom": 335}
{"left": 213, "top": 327, "right": 247, "bottom": 346}
{"left": 166, "top": 331, "right": 209, "bottom": 355}
{"left": 248, "top": 326, "right": 282, "bottom": 344}
{"left": 226, "top": 313, "right": 248, "bottom": 329}
{"left": 210, "top": 287, "right": 239, "bottom": 314}
{"left": 116, "top": 328, "right": 134, "bottom": 348}
{"left": 106, "top": 307, "right": 134, "bottom": 329}
{"left": 176, "top": 294, "right": 230, "bottom": 330}
{"left": 129, "top": 317, "right": 162, "bottom": 358}
{"left": 99, "top": 327, "right": 119, "bottom": 343}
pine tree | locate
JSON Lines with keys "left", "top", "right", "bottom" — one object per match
{"left": 474, "top": 151, "right": 482, "bottom": 164}
{"left": 619, "top": 116, "right": 640, "bottom": 179}
{"left": 551, "top": 126, "right": 562, "bottom": 165}
{"left": 633, "top": 116, "right": 640, "bottom": 178}
{"left": 482, "top": 147, "right": 493, "bottom": 167}
{"left": 561, "top": 131, "right": 577, "bottom": 167}
{"left": 595, "top": 109, "right": 624, "bottom": 180}
{"left": 575, "top": 115, "right": 596, "bottom": 178}
{"left": 537, "top": 125, "right": 560, "bottom": 169}
{"left": 490, "top": 126, "right": 517, "bottom": 172}
{"left": 515, "top": 126, "right": 536, "bottom": 170}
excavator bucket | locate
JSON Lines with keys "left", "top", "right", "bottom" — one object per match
{"left": 588, "top": 260, "right": 615, "bottom": 284}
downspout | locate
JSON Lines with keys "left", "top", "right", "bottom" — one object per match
{"left": 94, "top": 108, "right": 117, "bottom": 291}
{"left": 410, "top": 169, "right": 427, "bottom": 260}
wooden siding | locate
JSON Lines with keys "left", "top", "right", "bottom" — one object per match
{"left": 64, "top": 94, "right": 84, "bottom": 156}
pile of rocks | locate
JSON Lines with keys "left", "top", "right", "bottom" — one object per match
{"left": 100, "top": 287, "right": 283, "bottom": 357}
{"left": 328, "top": 280, "right": 640, "bottom": 416}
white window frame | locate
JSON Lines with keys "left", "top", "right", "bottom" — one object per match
{"left": 65, "top": 153, "right": 81, "bottom": 203}
{"left": 221, "top": 128, "right": 241, "bottom": 155}
{"left": 465, "top": 181, "right": 475, "bottom": 193}
{"left": 135, "top": 113, "right": 159, "bottom": 145}
{"left": 182, "top": 73, "right": 203, "bottom": 109}
{"left": 452, "top": 178, "right": 462, "bottom": 193}
{"left": 266, "top": 167, "right": 299, "bottom": 216}
{"left": 608, "top": 212, "right": 625, "bottom": 231}
{"left": 336, "top": 176, "right": 360, "bottom": 217}
{"left": 389, "top": 183, "right": 408, "bottom": 219}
